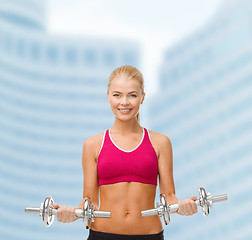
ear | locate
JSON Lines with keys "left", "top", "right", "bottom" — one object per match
{"left": 140, "top": 92, "right": 145, "bottom": 104}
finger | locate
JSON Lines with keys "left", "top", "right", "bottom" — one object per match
{"left": 62, "top": 206, "right": 71, "bottom": 221}
{"left": 177, "top": 201, "right": 183, "bottom": 214}
{"left": 192, "top": 201, "right": 198, "bottom": 213}
{"left": 190, "top": 196, "right": 198, "bottom": 213}
{"left": 53, "top": 203, "right": 60, "bottom": 209}
{"left": 66, "top": 206, "right": 73, "bottom": 220}
{"left": 70, "top": 207, "right": 76, "bottom": 219}
{"left": 190, "top": 195, "right": 197, "bottom": 201}
{"left": 58, "top": 206, "right": 76, "bottom": 223}
{"left": 56, "top": 206, "right": 64, "bottom": 221}
{"left": 178, "top": 200, "right": 186, "bottom": 215}
{"left": 184, "top": 202, "right": 192, "bottom": 215}
{"left": 186, "top": 196, "right": 197, "bottom": 214}
{"left": 182, "top": 199, "right": 195, "bottom": 215}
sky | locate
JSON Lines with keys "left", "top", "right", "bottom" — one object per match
{"left": 47, "top": 0, "right": 224, "bottom": 95}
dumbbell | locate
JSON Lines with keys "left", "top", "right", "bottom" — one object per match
{"left": 141, "top": 187, "right": 228, "bottom": 225}
{"left": 25, "top": 196, "right": 111, "bottom": 228}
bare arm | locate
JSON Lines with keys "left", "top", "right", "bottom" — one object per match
{"left": 157, "top": 134, "right": 197, "bottom": 216}
{"left": 78, "top": 137, "right": 99, "bottom": 210}
{"left": 55, "top": 136, "right": 100, "bottom": 223}
{"left": 157, "top": 134, "right": 178, "bottom": 205}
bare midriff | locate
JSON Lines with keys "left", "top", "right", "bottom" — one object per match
{"left": 91, "top": 182, "right": 163, "bottom": 235}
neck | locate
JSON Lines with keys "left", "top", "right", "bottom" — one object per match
{"left": 111, "top": 118, "right": 142, "bottom": 133}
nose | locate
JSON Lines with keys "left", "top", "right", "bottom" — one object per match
{"left": 121, "top": 96, "right": 129, "bottom": 106}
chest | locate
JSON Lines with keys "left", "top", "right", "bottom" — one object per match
{"left": 97, "top": 129, "right": 159, "bottom": 186}
{"left": 109, "top": 133, "right": 143, "bottom": 152}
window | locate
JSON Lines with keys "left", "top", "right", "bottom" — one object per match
{"left": 103, "top": 50, "right": 116, "bottom": 66}
{"left": 46, "top": 45, "right": 58, "bottom": 64}
{"left": 83, "top": 48, "right": 96, "bottom": 66}
{"left": 30, "top": 41, "right": 40, "bottom": 61}
{"left": 65, "top": 47, "right": 77, "bottom": 65}
{"left": 16, "top": 38, "right": 25, "bottom": 58}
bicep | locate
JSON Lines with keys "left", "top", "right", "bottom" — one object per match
{"left": 158, "top": 136, "right": 176, "bottom": 200}
{"left": 82, "top": 139, "right": 99, "bottom": 206}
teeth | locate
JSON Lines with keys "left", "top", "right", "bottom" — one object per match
{"left": 119, "top": 109, "right": 131, "bottom": 112}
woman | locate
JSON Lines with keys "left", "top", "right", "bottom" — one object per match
{"left": 54, "top": 65, "right": 198, "bottom": 240}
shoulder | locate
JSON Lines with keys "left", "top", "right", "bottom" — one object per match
{"left": 148, "top": 130, "right": 173, "bottom": 164}
{"left": 83, "top": 131, "right": 105, "bottom": 147}
{"left": 82, "top": 131, "right": 106, "bottom": 157}
{"left": 148, "top": 130, "right": 172, "bottom": 147}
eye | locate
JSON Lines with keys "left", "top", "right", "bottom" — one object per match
{"left": 113, "top": 94, "right": 120, "bottom": 97}
{"left": 130, "top": 94, "right": 137, "bottom": 98}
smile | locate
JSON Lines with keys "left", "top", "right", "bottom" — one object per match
{"left": 118, "top": 108, "right": 132, "bottom": 113}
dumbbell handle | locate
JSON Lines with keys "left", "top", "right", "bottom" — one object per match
{"left": 25, "top": 207, "right": 111, "bottom": 218}
{"left": 211, "top": 194, "right": 228, "bottom": 203}
{"left": 25, "top": 207, "right": 40, "bottom": 214}
{"left": 142, "top": 194, "right": 228, "bottom": 217}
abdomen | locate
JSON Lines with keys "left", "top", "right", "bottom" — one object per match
{"left": 91, "top": 182, "right": 163, "bottom": 235}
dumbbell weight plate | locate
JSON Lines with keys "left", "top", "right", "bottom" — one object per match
{"left": 160, "top": 194, "right": 170, "bottom": 225}
{"left": 42, "top": 196, "right": 55, "bottom": 227}
{"left": 83, "top": 198, "right": 91, "bottom": 228}
{"left": 199, "top": 188, "right": 209, "bottom": 216}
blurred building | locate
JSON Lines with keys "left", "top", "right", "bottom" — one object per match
{"left": 0, "top": 0, "right": 139, "bottom": 239}
{"left": 147, "top": 0, "right": 252, "bottom": 239}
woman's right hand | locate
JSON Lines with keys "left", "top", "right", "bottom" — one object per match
{"left": 53, "top": 204, "right": 78, "bottom": 223}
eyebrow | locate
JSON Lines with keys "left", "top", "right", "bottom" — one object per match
{"left": 112, "top": 91, "right": 138, "bottom": 94}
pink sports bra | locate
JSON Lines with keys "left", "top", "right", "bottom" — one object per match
{"left": 97, "top": 128, "right": 159, "bottom": 186}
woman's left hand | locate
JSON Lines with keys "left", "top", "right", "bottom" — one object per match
{"left": 177, "top": 196, "right": 198, "bottom": 216}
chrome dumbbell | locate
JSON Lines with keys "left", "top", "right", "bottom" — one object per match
{"left": 25, "top": 196, "right": 111, "bottom": 228}
{"left": 141, "top": 187, "right": 228, "bottom": 225}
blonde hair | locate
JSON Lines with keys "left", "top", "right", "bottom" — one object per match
{"left": 107, "top": 65, "right": 144, "bottom": 123}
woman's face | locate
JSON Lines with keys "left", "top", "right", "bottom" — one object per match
{"left": 107, "top": 75, "right": 145, "bottom": 122}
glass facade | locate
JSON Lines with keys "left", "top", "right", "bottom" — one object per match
{"left": 147, "top": 1, "right": 252, "bottom": 239}
{"left": 0, "top": 1, "right": 139, "bottom": 240}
